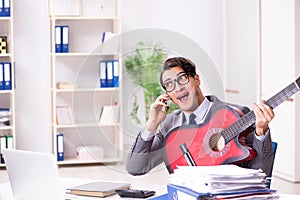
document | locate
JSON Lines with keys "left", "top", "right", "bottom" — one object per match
{"left": 67, "top": 181, "right": 130, "bottom": 198}
{"left": 169, "top": 165, "right": 272, "bottom": 194}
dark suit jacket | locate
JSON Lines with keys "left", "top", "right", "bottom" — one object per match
{"left": 126, "top": 96, "right": 274, "bottom": 176}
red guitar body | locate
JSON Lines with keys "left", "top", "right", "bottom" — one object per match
{"left": 163, "top": 105, "right": 256, "bottom": 173}
{"left": 163, "top": 76, "right": 300, "bottom": 173}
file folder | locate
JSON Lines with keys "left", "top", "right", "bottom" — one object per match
{"left": 55, "top": 26, "right": 62, "bottom": 53}
{"left": 62, "top": 26, "right": 69, "bottom": 53}
{"left": 149, "top": 194, "right": 168, "bottom": 200}
{"left": 6, "top": 135, "right": 13, "bottom": 149}
{"left": 0, "top": 36, "right": 7, "bottom": 54}
{"left": 99, "top": 60, "right": 107, "bottom": 88}
{"left": 56, "top": 133, "right": 64, "bottom": 161}
{"left": 106, "top": 60, "right": 113, "bottom": 87}
{"left": 0, "top": 136, "right": 6, "bottom": 163}
{"left": 3, "top": 0, "right": 10, "bottom": 17}
{"left": 112, "top": 60, "right": 119, "bottom": 87}
{"left": 0, "top": 0, "right": 3, "bottom": 16}
{"left": 167, "top": 184, "right": 209, "bottom": 200}
{"left": 0, "top": 63, "right": 4, "bottom": 90}
{"left": 3, "top": 62, "right": 11, "bottom": 90}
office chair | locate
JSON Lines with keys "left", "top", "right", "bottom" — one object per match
{"left": 266, "top": 141, "right": 278, "bottom": 188}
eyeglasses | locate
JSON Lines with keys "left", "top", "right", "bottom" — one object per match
{"left": 163, "top": 73, "right": 190, "bottom": 92}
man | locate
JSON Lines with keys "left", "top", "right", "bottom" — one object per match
{"left": 126, "top": 57, "right": 275, "bottom": 177}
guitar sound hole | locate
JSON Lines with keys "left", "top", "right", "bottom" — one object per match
{"left": 209, "top": 133, "right": 222, "bottom": 151}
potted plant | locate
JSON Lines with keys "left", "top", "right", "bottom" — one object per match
{"left": 125, "top": 41, "right": 176, "bottom": 125}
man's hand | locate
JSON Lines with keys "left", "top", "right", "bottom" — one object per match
{"left": 253, "top": 100, "right": 275, "bottom": 136}
{"left": 145, "top": 93, "right": 170, "bottom": 131}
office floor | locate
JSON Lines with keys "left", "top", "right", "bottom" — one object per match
{"left": 1, "top": 163, "right": 300, "bottom": 195}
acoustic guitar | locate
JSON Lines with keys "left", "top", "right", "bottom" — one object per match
{"left": 163, "top": 76, "right": 300, "bottom": 173}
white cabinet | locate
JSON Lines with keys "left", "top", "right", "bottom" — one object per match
{"left": 223, "top": 0, "right": 260, "bottom": 107}
{"left": 0, "top": 0, "right": 15, "bottom": 166}
{"left": 261, "top": 0, "right": 300, "bottom": 182}
{"left": 49, "top": 0, "right": 123, "bottom": 165}
{"left": 223, "top": 0, "right": 260, "bottom": 108}
{"left": 225, "top": 0, "right": 300, "bottom": 182}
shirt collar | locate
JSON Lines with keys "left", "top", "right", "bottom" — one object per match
{"left": 183, "top": 97, "right": 212, "bottom": 124}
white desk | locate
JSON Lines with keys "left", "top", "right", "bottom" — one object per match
{"left": 1, "top": 178, "right": 300, "bottom": 200}
{"left": 0, "top": 177, "right": 167, "bottom": 200}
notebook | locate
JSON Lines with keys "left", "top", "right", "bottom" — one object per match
{"left": 67, "top": 181, "right": 131, "bottom": 197}
{"left": 3, "top": 149, "right": 65, "bottom": 200}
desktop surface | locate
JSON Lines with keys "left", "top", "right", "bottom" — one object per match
{"left": 1, "top": 163, "right": 300, "bottom": 199}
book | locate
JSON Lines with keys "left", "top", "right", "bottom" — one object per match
{"left": 98, "top": 105, "right": 119, "bottom": 126}
{"left": 56, "top": 105, "right": 74, "bottom": 125}
{"left": 67, "top": 181, "right": 131, "bottom": 198}
{"left": 56, "top": 82, "right": 78, "bottom": 89}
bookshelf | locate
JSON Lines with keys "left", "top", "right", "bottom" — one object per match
{"left": 0, "top": 0, "right": 15, "bottom": 167}
{"left": 49, "top": 0, "right": 123, "bottom": 165}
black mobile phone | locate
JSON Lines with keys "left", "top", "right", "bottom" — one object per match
{"left": 115, "top": 189, "right": 156, "bottom": 198}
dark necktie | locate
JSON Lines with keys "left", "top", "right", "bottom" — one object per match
{"left": 189, "top": 113, "right": 197, "bottom": 125}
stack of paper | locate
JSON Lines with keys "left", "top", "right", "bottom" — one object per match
{"left": 168, "top": 165, "right": 278, "bottom": 199}
{"left": 0, "top": 109, "right": 11, "bottom": 126}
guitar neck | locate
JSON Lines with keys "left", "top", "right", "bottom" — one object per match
{"left": 222, "top": 77, "right": 300, "bottom": 144}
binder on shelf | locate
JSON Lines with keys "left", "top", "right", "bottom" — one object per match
{"left": 99, "top": 60, "right": 120, "bottom": 88}
{"left": 106, "top": 61, "right": 113, "bottom": 87}
{"left": 56, "top": 133, "right": 64, "bottom": 161}
{"left": 99, "top": 60, "right": 107, "bottom": 88}
{"left": 0, "top": 108, "right": 10, "bottom": 126}
{"left": 3, "top": 62, "right": 11, "bottom": 90}
{"left": 55, "top": 26, "right": 62, "bottom": 53}
{"left": 0, "top": 63, "right": 4, "bottom": 90}
{"left": 0, "top": 136, "right": 6, "bottom": 163}
{"left": 6, "top": 135, "right": 13, "bottom": 150}
{"left": 100, "top": 31, "right": 119, "bottom": 53}
{"left": 0, "top": 0, "right": 3, "bottom": 16}
{"left": 0, "top": 36, "right": 7, "bottom": 54}
{"left": 62, "top": 25, "right": 69, "bottom": 53}
{"left": 2, "top": 0, "right": 10, "bottom": 17}
{"left": 112, "top": 60, "right": 119, "bottom": 87}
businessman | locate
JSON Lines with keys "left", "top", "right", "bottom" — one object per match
{"left": 126, "top": 57, "right": 275, "bottom": 177}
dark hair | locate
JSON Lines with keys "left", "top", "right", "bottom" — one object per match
{"left": 160, "top": 57, "right": 197, "bottom": 89}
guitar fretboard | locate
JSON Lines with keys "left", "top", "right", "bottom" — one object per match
{"left": 222, "top": 77, "right": 300, "bottom": 144}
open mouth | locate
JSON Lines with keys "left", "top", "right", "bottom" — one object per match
{"left": 177, "top": 93, "right": 189, "bottom": 102}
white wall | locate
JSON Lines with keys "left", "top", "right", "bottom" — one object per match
{"left": 120, "top": 0, "right": 224, "bottom": 146}
{"left": 121, "top": 0, "right": 224, "bottom": 76}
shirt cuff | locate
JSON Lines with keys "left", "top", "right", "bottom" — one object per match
{"left": 140, "top": 128, "right": 156, "bottom": 141}
{"left": 255, "top": 129, "right": 269, "bottom": 142}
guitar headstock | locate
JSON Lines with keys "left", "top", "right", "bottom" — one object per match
{"left": 296, "top": 76, "right": 300, "bottom": 89}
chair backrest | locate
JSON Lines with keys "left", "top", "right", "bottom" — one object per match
{"left": 266, "top": 141, "right": 278, "bottom": 188}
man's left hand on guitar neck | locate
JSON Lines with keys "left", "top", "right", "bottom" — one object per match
{"left": 253, "top": 100, "right": 275, "bottom": 136}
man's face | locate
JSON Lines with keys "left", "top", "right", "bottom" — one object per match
{"left": 162, "top": 66, "right": 201, "bottom": 113}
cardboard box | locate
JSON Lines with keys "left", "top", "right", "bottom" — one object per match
{"left": 76, "top": 146, "right": 104, "bottom": 161}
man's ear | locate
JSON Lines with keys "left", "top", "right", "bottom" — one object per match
{"left": 194, "top": 74, "right": 201, "bottom": 86}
